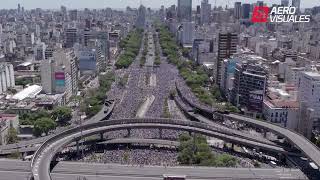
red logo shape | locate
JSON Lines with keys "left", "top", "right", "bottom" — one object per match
{"left": 251, "top": 6, "right": 269, "bottom": 23}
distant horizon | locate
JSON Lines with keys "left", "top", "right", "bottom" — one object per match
{"left": 2, "top": 0, "right": 319, "bottom": 10}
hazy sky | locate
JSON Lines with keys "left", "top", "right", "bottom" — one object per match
{"left": 2, "top": 0, "right": 319, "bottom": 9}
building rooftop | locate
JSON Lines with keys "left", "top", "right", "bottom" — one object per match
{"left": 265, "top": 85, "right": 299, "bottom": 109}
{"left": 0, "top": 114, "right": 18, "bottom": 119}
{"left": 304, "top": 71, "right": 320, "bottom": 77}
{"left": 264, "top": 99, "right": 299, "bottom": 109}
{"left": 18, "top": 62, "right": 32, "bottom": 67}
{"left": 12, "top": 85, "right": 42, "bottom": 101}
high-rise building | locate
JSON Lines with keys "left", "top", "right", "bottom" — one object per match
{"left": 201, "top": 0, "right": 211, "bottom": 24}
{"left": 234, "top": 2, "right": 242, "bottom": 19}
{"left": 0, "top": 63, "right": 14, "bottom": 94}
{"left": 40, "top": 59, "right": 55, "bottom": 94}
{"left": 41, "top": 49, "right": 78, "bottom": 101}
{"left": 45, "top": 47, "right": 54, "bottom": 60}
{"left": 292, "top": 0, "right": 301, "bottom": 12}
{"left": 281, "top": 0, "right": 289, "bottom": 6}
{"left": 177, "top": 0, "right": 192, "bottom": 22}
{"left": 34, "top": 43, "right": 46, "bottom": 61}
{"left": 136, "top": 5, "right": 146, "bottom": 28}
{"left": 220, "top": 58, "right": 240, "bottom": 97}
{"left": 216, "top": 33, "right": 238, "bottom": 86}
{"left": 78, "top": 48, "right": 97, "bottom": 72}
{"left": 95, "top": 31, "right": 110, "bottom": 62}
{"left": 297, "top": 71, "right": 320, "bottom": 138}
{"left": 16, "top": 32, "right": 34, "bottom": 47}
{"left": 35, "top": 24, "right": 41, "bottom": 37}
{"left": 241, "top": 4, "right": 251, "bottom": 19}
{"left": 178, "top": 22, "right": 194, "bottom": 46}
{"left": 61, "top": 6, "right": 67, "bottom": 20}
{"left": 83, "top": 29, "right": 92, "bottom": 47}
{"left": 196, "top": 5, "right": 201, "bottom": 25}
{"left": 95, "top": 40, "right": 106, "bottom": 73}
{"left": 257, "top": 1, "right": 264, "bottom": 7}
{"left": 17, "top": 4, "right": 21, "bottom": 13}
{"left": 159, "top": 5, "right": 166, "bottom": 21}
{"left": 61, "top": 6, "right": 67, "bottom": 13}
{"left": 53, "top": 49, "right": 78, "bottom": 97}
{"left": 231, "top": 62, "right": 268, "bottom": 112}
{"left": 65, "top": 28, "right": 78, "bottom": 48}
{"left": 166, "top": 5, "right": 177, "bottom": 20}
{"left": 69, "top": 10, "right": 78, "bottom": 21}
{"left": 85, "top": 19, "right": 91, "bottom": 29}
{"left": 196, "top": 5, "right": 201, "bottom": 14}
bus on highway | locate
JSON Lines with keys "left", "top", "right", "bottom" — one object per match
{"left": 163, "top": 174, "right": 186, "bottom": 180}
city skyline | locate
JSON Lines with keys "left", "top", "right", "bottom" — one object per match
{"left": 3, "top": 0, "right": 319, "bottom": 10}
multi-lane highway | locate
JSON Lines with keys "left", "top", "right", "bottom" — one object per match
{"left": 0, "top": 159, "right": 307, "bottom": 180}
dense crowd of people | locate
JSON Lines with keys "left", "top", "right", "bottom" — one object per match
{"left": 109, "top": 28, "right": 179, "bottom": 120}
{"left": 104, "top": 129, "right": 184, "bottom": 140}
{"left": 109, "top": 48, "right": 146, "bottom": 119}
{"left": 82, "top": 147, "right": 178, "bottom": 166}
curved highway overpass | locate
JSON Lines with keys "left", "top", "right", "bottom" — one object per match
{"left": 31, "top": 118, "right": 286, "bottom": 180}
{"left": 0, "top": 138, "right": 179, "bottom": 155}
{"left": 175, "top": 82, "right": 320, "bottom": 168}
{"left": 0, "top": 101, "right": 115, "bottom": 155}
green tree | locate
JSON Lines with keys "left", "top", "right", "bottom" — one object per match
{"left": 115, "top": 29, "right": 143, "bottom": 69}
{"left": 6, "top": 125, "right": 18, "bottom": 144}
{"left": 86, "top": 104, "right": 101, "bottom": 118}
{"left": 182, "top": 47, "right": 189, "bottom": 57}
{"left": 19, "top": 110, "right": 51, "bottom": 126}
{"left": 154, "top": 56, "right": 161, "bottom": 65}
{"left": 33, "top": 118, "right": 56, "bottom": 137}
{"left": 179, "top": 133, "right": 192, "bottom": 142}
{"left": 177, "top": 133, "right": 237, "bottom": 167}
{"left": 215, "top": 154, "right": 237, "bottom": 167}
{"left": 15, "top": 78, "right": 33, "bottom": 88}
{"left": 225, "top": 103, "right": 240, "bottom": 113}
{"left": 52, "top": 106, "right": 72, "bottom": 125}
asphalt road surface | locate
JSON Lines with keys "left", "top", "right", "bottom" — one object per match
{"left": 0, "top": 159, "right": 307, "bottom": 180}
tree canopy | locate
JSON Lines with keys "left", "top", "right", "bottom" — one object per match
{"left": 6, "top": 125, "right": 18, "bottom": 144}
{"left": 52, "top": 106, "right": 72, "bottom": 125}
{"left": 81, "top": 72, "right": 115, "bottom": 118}
{"left": 178, "top": 133, "right": 237, "bottom": 167}
{"left": 33, "top": 117, "right": 56, "bottom": 137}
{"left": 116, "top": 29, "right": 143, "bottom": 69}
{"left": 19, "top": 110, "right": 51, "bottom": 125}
